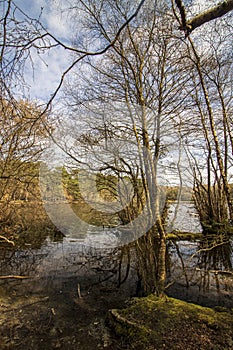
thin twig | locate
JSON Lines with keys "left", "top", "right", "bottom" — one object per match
{"left": 0, "top": 235, "right": 15, "bottom": 246}
{"left": 77, "top": 283, "right": 82, "bottom": 298}
{"left": 0, "top": 275, "right": 30, "bottom": 279}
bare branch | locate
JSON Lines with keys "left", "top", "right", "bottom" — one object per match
{"left": 0, "top": 275, "right": 30, "bottom": 279}
{"left": 0, "top": 0, "right": 11, "bottom": 64}
{"left": 187, "top": 0, "right": 233, "bottom": 33}
{"left": 174, "top": 0, "right": 187, "bottom": 30}
{"left": 0, "top": 234, "right": 15, "bottom": 245}
{"left": 40, "top": 0, "right": 146, "bottom": 112}
{"left": 175, "top": 0, "right": 233, "bottom": 35}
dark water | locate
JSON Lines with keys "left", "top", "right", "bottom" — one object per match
{"left": 0, "top": 240, "right": 132, "bottom": 349}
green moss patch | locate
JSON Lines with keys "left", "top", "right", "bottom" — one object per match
{"left": 108, "top": 295, "right": 233, "bottom": 349}
{"left": 166, "top": 231, "right": 203, "bottom": 241}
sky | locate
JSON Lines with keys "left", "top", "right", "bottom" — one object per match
{"left": 14, "top": 0, "right": 73, "bottom": 102}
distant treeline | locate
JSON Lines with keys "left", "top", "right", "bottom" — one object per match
{"left": 1, "top": 161, "right": 233, "bottom": 203}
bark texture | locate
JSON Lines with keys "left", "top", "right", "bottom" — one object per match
{"left": 175, "top": 0, "right": 233, "bottom": 34}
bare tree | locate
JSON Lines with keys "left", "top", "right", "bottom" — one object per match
{"left": 0, "top": 98, "right": 51, "bottom": 239}
{"left": 1, "top": 0, "right": 233, "bottom": 290}
{"left": 180, "top": 19, "right": 233, "bottom": 231}
{"left": 61, "top": 2, "right": 191, "bottom": 295}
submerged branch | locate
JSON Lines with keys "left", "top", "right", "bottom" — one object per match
{"left": 0, "top": 275, "right": 30, "bottom": 279}
{"left": 0, "top": 235, "right": 15, "bottom": 246}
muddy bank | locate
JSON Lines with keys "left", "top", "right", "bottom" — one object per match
{"left": 0, "top": 274, "right": 132, "bottom": 350}
{"left": 0, "top": 239, "right": 138, "bottom": 349}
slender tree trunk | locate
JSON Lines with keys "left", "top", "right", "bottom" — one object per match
{"left": 189, "top": 37, "right": 233, "bottom": 220}
{"left": 155, "top": 219, "right": 167, "bottom": 296}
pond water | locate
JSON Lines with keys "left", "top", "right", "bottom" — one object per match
{"left": 42, "top": 201, "right": 202, "bottom": 248}
{"left": 167, "top": 201, "right": 202, "bottom": 233}
{"left": 0, "top": 202, "right": 232, "bottom": 349}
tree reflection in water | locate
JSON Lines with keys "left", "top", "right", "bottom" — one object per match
{"left": 167, "top": 234, "right": 233, "bottom": 307}
{"left": 196, "top": 234, "right": 232, "bottom": 297}
{"left": 1, "top": 230, "right": 233, "bottom": 307}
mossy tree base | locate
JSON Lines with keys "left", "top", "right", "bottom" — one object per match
{"left": 108, "top": 295, "right": 233, "bottom": 349}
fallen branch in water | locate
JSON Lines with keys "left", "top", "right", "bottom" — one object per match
{"left": 0, "top": 275, "right": 30, "bottom": 279}
{"left": 195, "top": 268, "right": 233, "bottom": 276}
{"left": 77, "top": 283, "right": 82, "bottom": 298}
{"left": 0, "top": 235, "right": 15, "bottom": 246}
{"left": 190, "top": 240, "right": 229, "bottom": 260}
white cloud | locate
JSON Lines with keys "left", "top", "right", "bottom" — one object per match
{"left": 14, "top": 0, "right": 75, "bottom": 101}
{"left": 34, "top": 0, "right": 74, "bottom": 40}
{"left": 24, "top": 46, "right": 68, "bottom": 102}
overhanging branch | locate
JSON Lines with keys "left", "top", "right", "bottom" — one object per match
{"left": 175, "top": 0, "right": 233, "bottom": 35}
{"left": 187, "top": 0, "right": 233, "bottom": 32}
